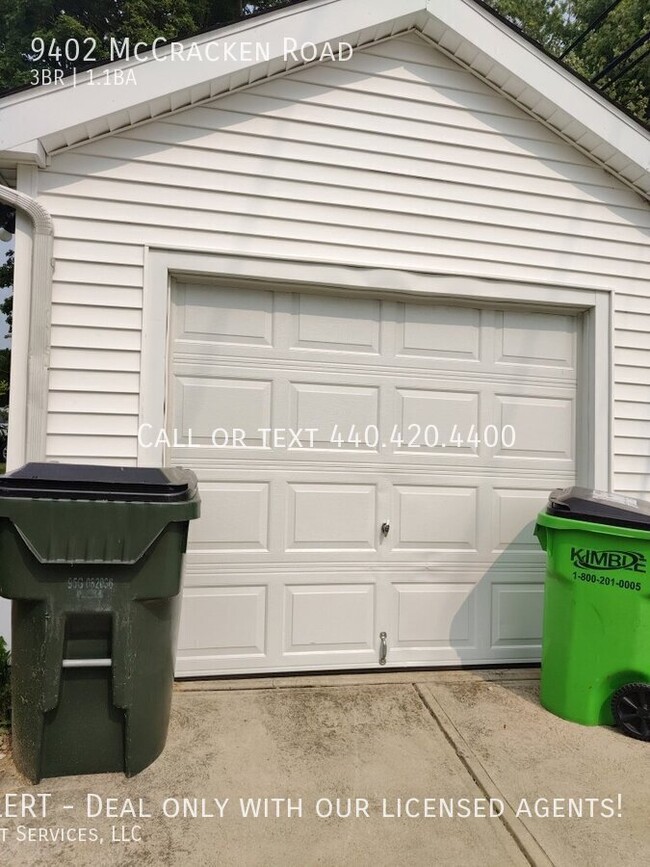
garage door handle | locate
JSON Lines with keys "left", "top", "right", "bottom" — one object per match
{"left": 379, "top": 632, "right": 387, "bottom": 666}
{"left": 381, "top": 521, "right": 390, "bottom": 537}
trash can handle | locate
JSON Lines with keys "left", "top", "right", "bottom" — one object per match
{"left": 61, "top": 659, "right": 112, "bottom": 669}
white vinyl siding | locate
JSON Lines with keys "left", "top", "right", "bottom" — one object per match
{"left": 47, "top": 244, "right": 143, "bottom": 464}
{"left": 36, "top": 32, "right": 649, "bottom": 487}
{"left": 613, "top": 298, "right": 650, "bottom": 499}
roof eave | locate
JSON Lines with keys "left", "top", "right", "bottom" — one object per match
{"left": 0, "top": 0, "right": 647, "bottom": 200}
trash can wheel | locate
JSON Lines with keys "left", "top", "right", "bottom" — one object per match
{"left": 611, "top": 683, "right": 650, "bottom": 741}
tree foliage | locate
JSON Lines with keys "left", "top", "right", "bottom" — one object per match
{"left": 0, "top": 1, "right": 247, "bottom": 88}
{"left": 0, "top": 249, "right": 12, "bottom": 340}
{"left": 485, "top": 0, "right": 649, "bottom": 123}
{"left": 0, "top": 347, "right": 9, "bottom": 408}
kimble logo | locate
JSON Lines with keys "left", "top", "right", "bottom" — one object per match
{"left": 571, "top": 548, "right": 646, "bottom": 573}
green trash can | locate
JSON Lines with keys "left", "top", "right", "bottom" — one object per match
{"left": 535, "top": 487, "right": 650, "bottom": 741}
{"left": 0, "top": 462, "right": 200, "bottom": 781}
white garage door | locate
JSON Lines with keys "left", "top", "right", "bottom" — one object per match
{"left": 169, "top": 281, "right": 577, "bottom": 676}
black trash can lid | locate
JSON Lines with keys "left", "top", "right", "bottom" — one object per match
{"left": 0, "top": 463, "right": 197, "bottom": 502}
{"left": 547, "top": 486, "right": 650, "bottom": 531}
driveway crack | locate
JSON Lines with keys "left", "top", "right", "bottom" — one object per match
{"left": 412, "top": 683, "right": 555, "bottom": 867}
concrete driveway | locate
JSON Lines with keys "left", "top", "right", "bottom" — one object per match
{"left": 0, "top": 667, "right": 646, "bottom": 866}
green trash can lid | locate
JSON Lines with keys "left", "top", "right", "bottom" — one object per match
{"left": 0, "top": 462, "right": 197, "bottom": 502}
{"left": 547, "top": 486, "right": 650, "bottom": 531}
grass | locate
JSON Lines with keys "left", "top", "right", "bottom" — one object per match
{"left": 0, "top": 464, "right": 5, "bottom": 474}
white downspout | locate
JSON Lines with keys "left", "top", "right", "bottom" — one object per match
{"left": 0, "top": 182, "right": 54, "bottom": 467}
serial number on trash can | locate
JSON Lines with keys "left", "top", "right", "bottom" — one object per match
{"left": 572, "top": 571, "right": 642, "bottom": 592}
{"left": 67, "top": 577, "right": 114, "bottom": 592}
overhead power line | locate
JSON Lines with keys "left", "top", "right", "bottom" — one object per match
{"left": 559, "top": 0, "right": 626, "bottom": 60}
{"left": 591, "top": 29, "right": 650, "bottom": 83}
{"left": 601, "top": 44, "right": 650, "bottom": 88}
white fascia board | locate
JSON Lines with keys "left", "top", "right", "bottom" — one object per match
{"left": 0, "top": 0, "right": 427, "bottom": 153}
{"left": 3, "top": 141, "right": 47, "bottom": 167}
{"left": 427, "top": 0, "right": 649, "bottom": 177}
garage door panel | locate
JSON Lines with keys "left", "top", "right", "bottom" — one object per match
{"left": 391, "top": 583, "right": 475, "bottom": 647}
{"left": 286, "top": 483, "right": 377, "bottom": 550}
{"left": 188, "top": 482, "right": 270, "bottom": 551}
{"left": 284, "top": 583, "right": 376, "bottom": 655}
{"left": 496, "top": 310, "right": 576, "bottom": 371}
{"left": 391, "top": 485, "right": 478, "bottom": 551}
{"left": 176, "top": 282, "right": 275, "bottom": 348}
{"left": 490, "top": 583, "right": 544, "bottom": 652}
{"left": 291, "top": 293, "right": 381, "bottom": 354}
{"left": 290, "top": 382, "right": 380, "bottom": 450}
{"left": 175, "top": 375, "right": 272, "bottom": 445}
{"left": 394, "top": 387, "right": 480, "bottom": 454}
{"left": 493, "top": 394, "right": 574, "bottom": 461}
{"left": 176, "top": 585, "right": 267, "bottom": 663}
{"left": 490, "top": 488, "right": 553, "bottom": 553}
{"left": 397, "top": 303, "right": 481, "bottom": 360}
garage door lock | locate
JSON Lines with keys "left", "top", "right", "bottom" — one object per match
{"left": 379, "top": 632, "right": 387, "bottom": 665}
{"left": 381, "top": 521, "right": 390, "bottom": 537}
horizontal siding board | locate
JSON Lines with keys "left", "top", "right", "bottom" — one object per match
{"left": 613, "top": 457, "right": 650, "bottom": 474}
{"left": 613, "top": 366, "right": 650, "bottom": 386}
{"left": 613, "top": 476, "right": 650, "bottom": 494}
{"left": 49, "top": 347, "right": 140, "bottom": 371}
{"left": 614, "top": 437, "right": 650, "bottom": 456}
{"left": 49, "top": 370, "right": 140, "bottom": 393}
{"left": 614, "top": 330, "right": 650, "bottom": 350}
{"left": 614, "top": 312, "right": 650, "bottom": 332}
{"left": 48, "top": 392, "right": 139, "bottom": 414}
{"left": 46, "top": 435, "right": 138, "bottom": 458}
{"left": 613, "top": 490, "right": 650, "bottom": 500}
{"left": 53, "top": 238, "right": 144, "bottom": 266}
{"left": 47, "top": 413, "right": 139, "bottom": 436}
{"left": 51, "top": 303, "right": 142, "bottom": 330}
{"left": 615, "top": 402, "right": 650, "bottom": 421}
{"left": 614, "top": 384, "right": 650, "bottom": 403}
{"left": 614, "top": 420, "right": 650, "bottom": 438}
{"left": 614, "top": 294, "right": 650, "bottom": 314}
{"left": 614, "top": 348, "right": 650, "bottom": 368}
{"left": 44, "top": 456, "right": 137, "bottom": 467}
{"left": 51, "top": 283, "right": 142, "bottom": 309}
{"left": 50, "top": 325, "right": 141, "bottom": 352}
{"left": 53, "top": 259, "right": 143, "bottom": 287}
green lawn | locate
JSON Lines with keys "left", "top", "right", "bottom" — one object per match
{"left": 0, "top": 464, "right": 4, "bottom": 475}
